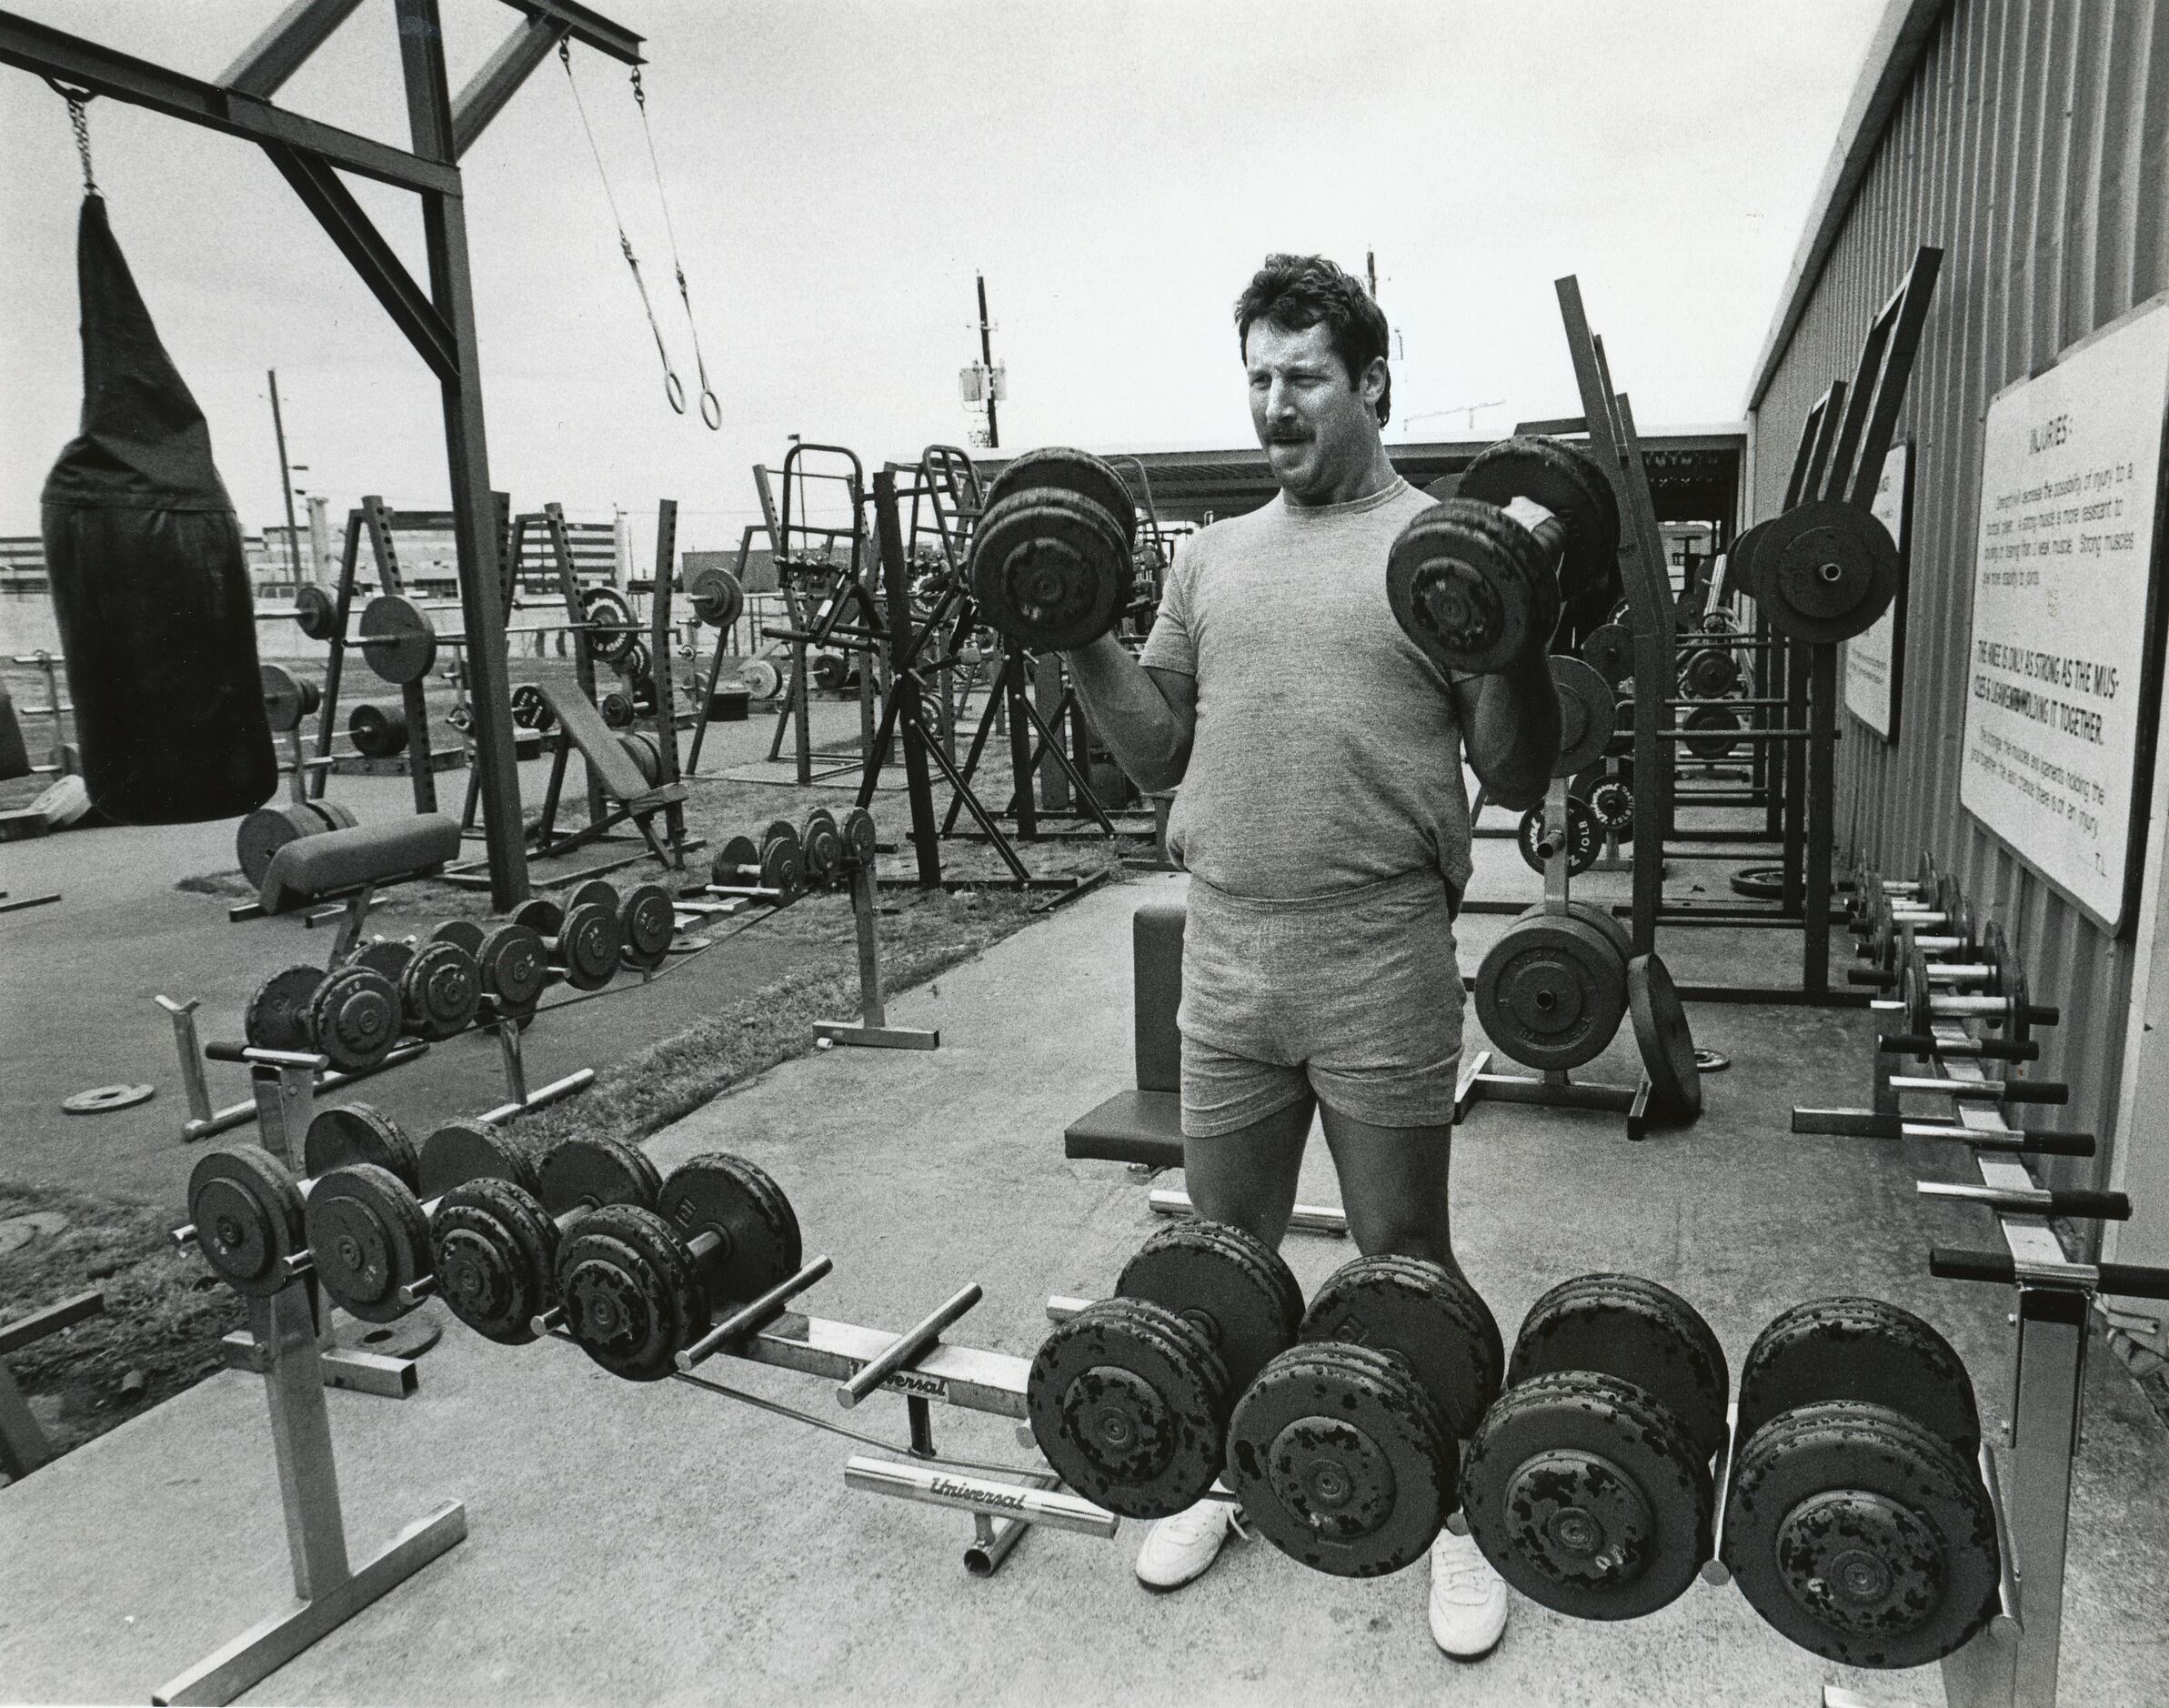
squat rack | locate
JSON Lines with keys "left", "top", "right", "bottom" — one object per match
{"left": 0, "top": 0, "right": 648, "bottom": 911}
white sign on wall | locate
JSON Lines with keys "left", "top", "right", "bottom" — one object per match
{"left": 1844, "top": 442, "right": 1911, "bottom": 738}
{"left": 1960, "top": 294, "right": 2169, "bottom": 932}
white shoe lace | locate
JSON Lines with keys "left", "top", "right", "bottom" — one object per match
{"left": 1431, "top": 1532, "right": 1501, "bottom": 1605}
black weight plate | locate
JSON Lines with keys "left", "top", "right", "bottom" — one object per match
{"left": 513, "top": 898, "right": 563, "bottom": 936}
{"left": 236, "top": 805, "right": 312, "bottom": 889}
{"left": 556, "top": 1204, "right": 706, "bottom": 1381}
{"left": 431, "top": 919, "right": 487, "bottom": 956}
{"left": 357, "top": 594, "right": 437, "bottom": 687}
{"left": 1550, "top": 656, "right": 1617, "bottom": 776}
{"left": 1228, "top": 1341, "right": 1456, "bottom": 1579}
{"left": 657, "top": 1153, "right": 802, "bottom": 1306}
{"left": 980, "top": 446, "right": 1140, "bottom": 544}
{"left": 1387, "top": 497, "right": 1558, "bottom": 677}
{"left": 712, "top": 834, "right": 763, "bottom": 885}
{"left": 188, "top": 1146, "right": 305, "bottom": 1297}
{"left": 419, "top": 1119, "right": 543, "bottom": 1200}
{"left": 617, "top": 732, "right": 662, "bottom": 787}
{"left": 509, "top": 683, "right": 548, "bottom": 729}
{"left": 1628, "top": 952, "right": 1702, "bottom": 1123}
{"left": 1589, "top": 779, "right": 1634, "bottom": 837}
{"left": 724, "top": 1156, "right": 802, "bottom": 1288}
{"left": 1300, "top": 1254, "right": 1502, "bottom": 1438}
{"left": 1474, "top": 914, "right": 1628, "bottom": 1070}
{"left": 431, "top": 1177, "right": 558, "bottom": 1344}
{"left": 400, "top": 939, "right": 481, "bottom": 1040}
{"left": 1735, "top": 1297, "right": 1980, "bottom": 1458}
{"left": 1116, "top": 1219, "right": 1300, "bottom": 1395}
{"left": 760, "top": 839, "right": 801, "bottom": 898}
{"left": 1683, "top": 702, "right": 1744, "bottom": 761}
{"left": 689, "top": 567, "right": 745, "bottom": 628}
{"left": 537, "top": 1134, "right": 661, "bottom": 1219}
{"left": 1028, "top": 1297, "right": 1230, "bottom": 1519}
{"left": 1580, "top": 623, "right": 1633, "bottom": 688}
{"left": 1458, "top": 436, "right": 1622, "bottom": 600}
{"left": 303, "top": 1103, "right": 419, "bottom": 1191}
{"left": 293, "top": 582, "right": 336, "bottom": 641}
{"left": 801, "top": 817, "right": 843, "bottom": 886}
{"left": 556, "top": 899, "right": 622, "bottom": 990}
{"left": 1731, "top": 865, "right": 1787, "bottom": 901}
{"left": 350, "top": 938, "right": 413, "bottom": 982}
{"left": 305, "top": 1162, "right": 430, "bottom": 1324}
{"left": 1508, "top": 1272, "right": 1729, "bottom": 1462}
{"left": 291, "top": 799, "right": 344, "bottom": 837}
{"left": 569, "top": 879, "right": 621, "bottom": 918}
{"left": 842, "top": 808, "right": 878, "bottom": 865}
{"left": 1728, "top": 518, "right": 1778, "bottom": 602}
{"left": 246, "top": 965, "right": 327, "bottom": 1052}
{"left": 307, "top": 965, "right": 401, "bottom": 1073}
{"left": 620, "top": 884, "right": 677, "bottom": 961}
{"left": 260, "top": 663, "right": 309, "bottom": 733}
{"left": 580, "top": 586, "right": 639, "bottom": 667}
{"left": 1515, "top": 899, "right": 1632, "bottom": 967}
{"left": 1515, "top": 795, "right": 1601, "bottom": 878}
{"left": 1724, "top": 1400, "right": 1997, "bottom": 1668}
{"left": 1680, "top": 648, "right": 1742, "bottom": 700}
{"left": 971, "top": 490, "right": 1133, "bottom": 651}
{"left": 1759, "top": 501, "right": 1901, "bottom": 644}
{"left": 478, "top": 924, "right": 548, "bottom": 1013}
{"left": 598, "top": 691, "right": 635, "bottom": 728}
{"left": 1463, "top": 1370, "right": 1712, "bottom": 1619}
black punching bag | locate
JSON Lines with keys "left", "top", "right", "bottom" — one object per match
{"left": 40, "top": 195, "right": 276, "bottom": 824}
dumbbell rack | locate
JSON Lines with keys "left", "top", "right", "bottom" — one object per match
{"left": 1461, "top": 771, "right": 1654, "bottom": 1140}
{"left": 1787, "top": 904, "right": 2169, "bottom": 1708}
{"left": 540, "top": 1261, "right": 1120, "bottom": 1577}
{"left": 155, "top": 1048, "right": 467, "bottom": 1707}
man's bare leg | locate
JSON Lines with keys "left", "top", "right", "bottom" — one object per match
{"left": 1317, "top": 1103, "right": 1463, "bottom": 1279}
{"left": 1179, "top": 1092, "right": 1316, "bottom": 1248}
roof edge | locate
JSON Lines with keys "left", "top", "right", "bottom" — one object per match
{"left": 1742, "top": 0, "right": 1950, "bottom": 416}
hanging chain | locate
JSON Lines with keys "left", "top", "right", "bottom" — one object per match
{"left": 47, "top": 80, "right": 99, "bottom": 196}
{"left": 631, "top": 65, "right": 719, "bottom": 428}
{"left": 560, "top": 41, "right": 684, "bottom": 413}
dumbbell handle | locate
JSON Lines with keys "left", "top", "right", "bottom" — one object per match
{"left": 206, "top": 1040, "right": 332, "bottom": 1070}
{"left": 1879, "top": 1032, "right": 2040, "bottom": 1063}
{"left": 1884, "top": 1075, "right": 2067, "bottom": 1105}
{"left": 838, "top": 1282, "right": 984, "bottom": 1409}
{"left": 1791, "top": 1108, "right": 2094, "bottom": 1155}
{"left": 1930, "top": 1247, "right": 2169, "bottom": 1299}
{"left": 704, "top": 882, "right": 788, "bottom": 900}
{"left": 678, "top": 1254, "right": 835, "bottom": 1371}
{"left": 1917, "top": 1181, "right": 2131, "bottom": 1220}
{"left": 1928, "top": 994, "right": 2061, "bottom": 1024}
{"left": 1855, "top": 932, "right": 1965, "bottom": 959}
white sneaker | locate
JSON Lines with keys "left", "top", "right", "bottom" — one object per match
{"left": 1429, "top": 1521, "right": 1509, "bottom": 1661}
{"left": 1134, "top": 1498, "right": 1236, "bottom": 1592}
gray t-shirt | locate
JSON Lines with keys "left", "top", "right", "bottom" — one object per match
{"left": 1140, "top": 477, "right": 1473, "bottom": 901}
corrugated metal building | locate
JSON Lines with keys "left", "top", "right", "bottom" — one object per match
{"left": 1743, "top": 0, "right": 2169, "bottom": 1280}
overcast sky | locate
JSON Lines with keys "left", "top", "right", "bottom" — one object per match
{"left": 1, "top": 0, "right": 1884, "bottom": 559}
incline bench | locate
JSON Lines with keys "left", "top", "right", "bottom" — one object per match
{"left": 529, "top": 682, "right": 687, "bottom": 868}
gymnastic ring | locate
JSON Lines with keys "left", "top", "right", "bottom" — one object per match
{"left": 699, "top": 388, "right": 723, "bottom": 431}
{"left": 664, "top": 371, "right": 686, "bottom": 414}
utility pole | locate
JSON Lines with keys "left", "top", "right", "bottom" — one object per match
{"left": 976, "top": 273, "right": 999, "bottom": 448}
{"left": 266, "top": 368, "right": 302, "bottom": 583}
{"left": 1366, "top": 249, "right": 1377, "bottom": 297}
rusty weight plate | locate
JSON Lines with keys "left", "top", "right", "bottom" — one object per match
{"left": 980, "top": 447, "right": 1140, "bottom": 544}
{"left": 1116, "top": 1219, "right": 1301, "bottom": 1395}
{"left": 308, "top": 964, "right": 402, "bottom": 1073}
{"left": 1388, "top": 497, "right": 1559, "bottom": 678}
{"left": 555, "top": 1203, "right": 706, "bottom": 1381}
{"left": 305, "top": 1161, "right": 431, "bottom": 1324}
{"left": 1474, "top": 913, "right": 1628, "bottom": 1070}
{"left": 419, "top": 1118, "right": 543, "bottom": 1200}
{"left": 400, "top": 939, "right": 481, "bottom": 1040}
{"left": 1457, "top": 436, "right": 1622, "bottom": 602}
{"left": 303, "top": 1103, "right": 419, "bottom": 1191}
{"left": 187, "top": 1146, "right": 305, "bottom": 1298}
{"left": 969, "top": 491, "right": 1134, "bottom": 651}
{"left": 1300, "top": 1253, "right": 1503, "bottom": 1438}
{"left": 1733, "top": 1296, "right": 1980, "bottom": 1459}
{"left": 245, "top": 964, "right": 327, "bottom": 1051}
{"left": 431, "top": 1177, "right": 559, "bottom": 1345}
{"left": 1507, "top": 1271, "right": 1730, "bottom": 1462}
{"left": 656, "top": 1153, "right": 802, "bottom": 1307}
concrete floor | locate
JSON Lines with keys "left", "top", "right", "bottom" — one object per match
{"left": 4, "top": 855, "right": 2166, "bottom": 1705}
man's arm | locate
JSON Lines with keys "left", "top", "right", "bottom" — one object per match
{"left": 1451, "top": 653, "right": 1561, "bottom": 812}
{"left": 1061, "top": 634, "right": 1197, "bottom": 793}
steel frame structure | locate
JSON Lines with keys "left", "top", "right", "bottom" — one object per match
{"left": 0, "top": 0, "right": 646, "bottom": 909}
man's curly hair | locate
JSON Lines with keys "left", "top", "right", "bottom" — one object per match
{"left": 1234, "top": 254, "right": 1392, "bottom": 427}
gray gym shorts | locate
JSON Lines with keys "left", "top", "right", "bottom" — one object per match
{"left": 1177, "top": 869, "right": 1465, "bottom": 1138}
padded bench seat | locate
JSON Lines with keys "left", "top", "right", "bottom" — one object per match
{"left": 1063, "top": 898, "right": 1187, "bottom": 1171}
{"left": 256, "top": 813, "right": 462, "bottom": 914}
{"left": 1063, "top": 1088, "right": 1183, "bottom": 1170}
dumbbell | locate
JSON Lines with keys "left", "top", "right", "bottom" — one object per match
{"left": 618, "top": 882, "right": 678, "bottom": 973}
{"left": 243, "top": 960, "right": 402, "bottom": 1074}
{"left": 1850, "top": 896, "right": 1987, "bottom": 992}
{"left": 1028, "top": 1221, "right": 1300, "bottom": 1518}
{"left": 1677, "top": 646, "right": 1741, "bottom": 699}
{"left": 1462, "top": 1274, "right": 1728, "bottom": 1620}
{"left": 428, "top": 918, "right": 550, "bottom": 1021}
{"left": 343, "top": 930, "right": 485, "bottom": 1041}
{"left": 347, "top": 701, "right": 408, "bottom": 759}
{"left": 1884, "top": 937, "right": 2060, "bottom": 1052}
{"left": 1387, "top": 436, "right": 1621, "bottom": 676}
{"left": 259, "top": 663, "right": 323, "bottom": 733}
{"left": 799, "top": 808, "right": 844, "bottom": 889}
{"left": 551, "top": 1152, "right": 803, "bottom": 1380}
{"left": 708, "top": 820, "right": 804, "bottom": 901}
{"left": 967, "top": 447, "right": 1140, "bottom": 650}
{"left": 511, "top": 892, "right": 622, "bottom": 990}
{"left": 1227, "top": 1254, "right": 1502, "bottom": 1578}
{"left": 1721, "top": 1297, "right": 1999, "bottom": 1669}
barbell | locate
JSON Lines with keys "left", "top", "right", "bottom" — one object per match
{"left": 350, "top": 588, "right": 645, "bottom": 686}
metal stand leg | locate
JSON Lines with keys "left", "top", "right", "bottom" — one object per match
{"left": 151, "top": 1277, "right": 466, "bottom": 1706}
{"left": 814, "top": 858, "right": 938, "bottom": 1050}
{"left": 157, "top": 996, "right": 216, "bottom": 1135}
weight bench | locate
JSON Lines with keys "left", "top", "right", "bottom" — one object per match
{"left": 233, "top": 813, "right": 462, "bottom": 963}
{"left": 1064, "top": 898, "right": 1349, "bottom": 1236}
{"left": 1064, "top": 901, "right": 1186, "bottom": 1169}
{"left": 529, "top": 682, "right": 687, "bottom": 869}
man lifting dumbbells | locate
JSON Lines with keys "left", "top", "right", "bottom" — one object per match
{"left": 1047, "top": 256, "right": 1563, "bottom": 1653}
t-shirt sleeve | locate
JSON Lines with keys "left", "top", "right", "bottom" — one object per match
{"left": 1137, "top": 538, "right": 1199, "bottom": 677}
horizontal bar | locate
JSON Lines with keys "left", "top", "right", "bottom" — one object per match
{"left": 1148, "top": 1187, "right": 1347, "bottom": 1237}
{"left": 1917, "top": 1181, "right": 2130, "bottom": 1220}
{"left": 1469, "top": 1072, "right": 1637, "bottom": 1112}
{"left": 839, "top": 1284, "right": 984, "bottom": 1408}
{"left": 184, "top": 1041, "right": 431, "bottom": 1140}
{"left": 1929, "top": 1247, "right": 2169, "bottom": 1300}
{"left": 476, "top": 1066, "right": 595, "bottom": 1126}
{"left": 678, "top": 1255, "right": 834, "bottom": 1371}
{"left": 842, "top": 1457, "right": 1119, "bottom": 1539}
{"left": 738, "top": 1312, "right": 1031, "bottom": 1419}
{"left": 0, "top": 1289, "right": 104, "bottom": 1356}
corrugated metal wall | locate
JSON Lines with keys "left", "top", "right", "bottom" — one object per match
{"left": 1750, "top": 0, "right": 2169, "bottom": 1212}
